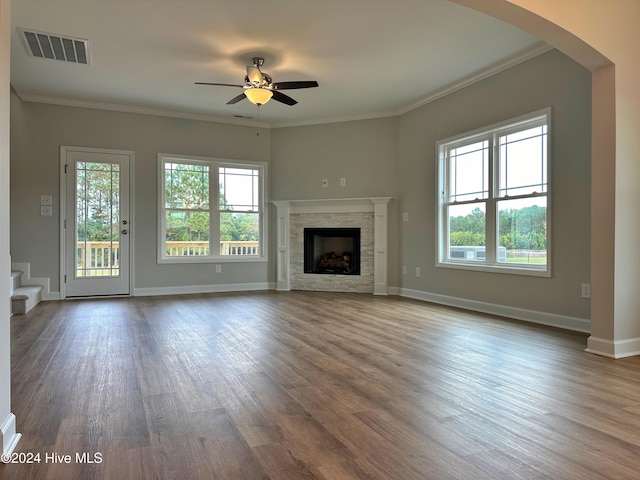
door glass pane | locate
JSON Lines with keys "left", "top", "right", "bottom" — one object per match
{"left": 76, "top": 161, "right": 120, "bottom": 277}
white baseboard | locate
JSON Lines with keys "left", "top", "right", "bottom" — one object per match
{"left": 1, "top": 413, "right": 21, "bottom": 458}
{"left": 42, "top": 292, "right": 62, "bottom": 301}
{"left": 399, "top": 287, "right": 591, "bottom": 333}
{"left": 134, "top": 282, "right": 275, "bottom": 297}
{"left": 586, "top": 335, "right": 640, "bottom": 358}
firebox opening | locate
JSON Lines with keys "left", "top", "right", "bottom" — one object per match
{"left": 304, "top": 228, "right": 361, "bottom": 275}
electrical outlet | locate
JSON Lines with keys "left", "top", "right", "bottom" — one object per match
{"left": 340, "top": 177, "right": 346, "bottom": 187}
{"left": 581, "top": 283, "right": 591, "bottom": 298}
{"left": 215, "top": 264, "right": 222, "bottom": 273}
{"left": 322, "top": 179, "right": 328, "bottom": 188}
{"left": 415, "top": 267, "right": 421, "bottom": 277}
{"left": 402, "top": 212, "right": 409, "bottom": 222}
{"left": 402, "top": 266, "right": 407, "bottom": 275}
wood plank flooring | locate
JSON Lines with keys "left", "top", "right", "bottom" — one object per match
{"left": 3, "top": 291, "right": 640, "bottom": 479}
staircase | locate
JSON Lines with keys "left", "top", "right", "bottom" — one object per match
{"left": 11, "top": 270, "right": 43, "bottom": 315}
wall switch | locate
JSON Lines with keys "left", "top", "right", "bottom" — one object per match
{"left": 215, "top": 264, "right": 222, "bottom": 273}
{"left": 415, "top": 267, "right": 421, "bottom": 277}
{"left": 340, "top": 177, "right": 346, "bottom": 187}
{"left": 581, "top": 283, "right": 591, "bottom": 298}
{"left": 40, "top": 206, "right": 52, "bottom": 216}
{"left": 322, "top": 179, "right": 328, "bottom": 188}
{"left": 41, "top": 195, "right": 52, "bottom": 206}
{"left": 402, "top": 266, "right": 407, "bottom": 275}
{"left": 402, "top": 212, "right": 409, "bottom": 222}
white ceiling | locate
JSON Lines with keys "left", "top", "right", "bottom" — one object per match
{"left": 10, "top": 0, "right": 548, "bottom": 128}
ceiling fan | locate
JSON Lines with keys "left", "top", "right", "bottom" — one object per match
{"left": 195, "top": 57, "right": 319, "bottom": 106}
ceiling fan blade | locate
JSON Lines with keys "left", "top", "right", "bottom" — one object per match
{"left": 195, "top": 82, "right": 244, "bottom": 88}
{"left": 273, "top": 80, "right": 319, "bottom": 90}
{"left": 246, "top": 66, "right": 264, "bottom": 86}
{"left": 226, "top": 93, "right": 247, "bottom": 105}
{"left": 272, "top": 90, "right": 298, "bottom": 106}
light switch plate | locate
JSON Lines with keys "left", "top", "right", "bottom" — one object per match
{"left": 40, "top": 206, "right": 53, "bottom": 216}
{"left": 41, "top": 195, "right": 52, "bottom": 206}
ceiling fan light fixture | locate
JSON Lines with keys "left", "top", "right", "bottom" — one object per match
{"left": 244, "top": 87, "right": 273, "bottom": 105}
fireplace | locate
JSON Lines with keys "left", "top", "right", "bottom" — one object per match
{"left": 272, "top": 197, "right": 391, "bottom": 294}
{"left": 304, "top": 228, "right": 361, "bottom": 275}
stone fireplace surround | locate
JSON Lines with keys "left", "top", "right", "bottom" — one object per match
{"left": 272, "top": 197, "right": 391, "bottom": 294}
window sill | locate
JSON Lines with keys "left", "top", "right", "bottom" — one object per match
{"left": 436, "top": 261, "right": 550, "bottom": 277}
{"left": 158, "top": 255, "right": 268, "bottom": 265}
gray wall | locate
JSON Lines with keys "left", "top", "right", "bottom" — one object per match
{"left": 10, "top": 96, "right": 272, "bottom": 293}
{"left": 270, "top": 117, "right": 402, "bottom": 286}
{"left": 10, "top": 49, "right": 591, "bottom": 320}
{"left": 398, "top": 49, "right": 591, "bottom": 319}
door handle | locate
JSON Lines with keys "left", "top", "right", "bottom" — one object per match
{"left": 121, "top": 229, "right": 129, "bottom": 235}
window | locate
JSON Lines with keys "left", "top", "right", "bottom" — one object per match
{"left": 158, "top": 154, "right": 267, "bottom": 263}
{"left": 436, "top": 108, "right": 550, "bottom": 276}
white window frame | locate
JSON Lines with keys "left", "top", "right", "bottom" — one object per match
{"left": 436, "top": 108, "right": 551, "bottom": 277}
{"left": 157, "top": 153, "right": 268, "bottom": 264}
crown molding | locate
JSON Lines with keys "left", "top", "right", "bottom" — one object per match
{"left": 14, "top": 93, "right": 265, "bottom": 128}
{"left": 397, "top": 43, "right": 553, "bottom": 116}
{"left": 15, "top": 44, "right": 553, "bottom": 130}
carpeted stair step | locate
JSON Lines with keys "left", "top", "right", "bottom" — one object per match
{"left": 11, "top": 285, "right": 43, "bottom": 315}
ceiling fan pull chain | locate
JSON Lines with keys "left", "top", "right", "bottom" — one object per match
{"left": 256, "top": 104, "right": 261, "bottom": 138}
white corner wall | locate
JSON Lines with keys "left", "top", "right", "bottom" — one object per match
{"left": 453, "top": 0, "right": 640, "bottom": 357}
{"left": 0, "top": 0, "right": 21, "bottom": 457}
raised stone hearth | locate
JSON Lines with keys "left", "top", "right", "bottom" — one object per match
{"left": 272, "top": 197, "right": 391, "bottom": 295}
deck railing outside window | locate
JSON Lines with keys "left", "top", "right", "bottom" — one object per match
{"left": 77, "top": 241, "right": 258, "bottom": 274}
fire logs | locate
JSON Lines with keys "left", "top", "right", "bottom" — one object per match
{"left": 318, "top": 251, "right": 352, "bottom": 273}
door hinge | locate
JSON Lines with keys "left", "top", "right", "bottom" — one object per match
{"left": 64, "top": 274, "right": 67, "bottom": 283}
{"left": 64, "top": 164, "right": 68, "bottom": 174}
{"left": 64, "top": 219, "right": 67, "bottom": 229}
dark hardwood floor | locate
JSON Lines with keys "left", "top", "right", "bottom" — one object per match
{"left": 3, "top": 291, "right": 640, "bottom": 479}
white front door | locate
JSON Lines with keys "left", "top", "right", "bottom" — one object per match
{"left": 62, "top": 147, "right": 133, "bottom": 297}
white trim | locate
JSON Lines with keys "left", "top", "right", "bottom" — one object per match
{"left": 272, "top": 197, "right": 392, "bottom": 215}
{"left": 586, "top": 336, "right": 640, "bottom": 359}
{"left": 157, "top": 153, "right": 268, "bottom": 265}
{"left": 59, "top": 146, "right": 135, "bottom": 298}
{"left": 398, "top": 44, "right": 552, "bottom": 116}
{"left": 1, "top": 413, "right": 21, "bottom": 457}
{"left": 399, "top": 287, "right": 590, "bottom": 333}
{"left": 17, "top": 44, "right": 552, "bottom": 129}
{"left": 134, "top": 282, "right": 274, "bottom": 297}
{"left": 387, "top": 286, "right": 400, "bottom": 296}
{"left": 436, "top": 108, "right": 552, "bottom": 277}
{"left": 17, "top": 94, "right": 264, "bottom": 128}
{"left": 272, "top": 197, "right": 392, "bottom": 294}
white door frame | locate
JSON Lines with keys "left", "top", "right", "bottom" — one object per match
{"left": 59, "top": 146, "right": 135, "bottom": 299}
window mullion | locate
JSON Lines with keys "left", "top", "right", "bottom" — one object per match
{"left": 441, "top": 150, "right": 450, "bottom": 261}
{"left": 486, "top": 135, "right": 498, "bottom": 264}
{"left": 210, "top": 164, "right": 220, "bottom": 257}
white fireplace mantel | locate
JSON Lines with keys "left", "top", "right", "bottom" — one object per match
{"left": 272, "top": 197, "right": 392, "bottom": 295}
